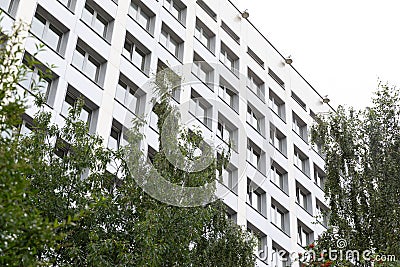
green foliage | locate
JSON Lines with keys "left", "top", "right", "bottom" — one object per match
{"left": 0, "top": 20, "right": 57, "bottom": 266}
{"left": 310, "top": 82, "right": 400, "bottom": 266}
{"left": 127, "top": 66, "right": 256, "bottom": 266}
{"left": 0, "top": 23, "right": 255, "bottom": 266}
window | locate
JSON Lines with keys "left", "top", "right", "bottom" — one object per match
{"left": 297, "top": 221, "right": 313, "bottom": 247}
{"left": 248, "top": 225, "right": 267, "bottom": 261}
{"left": 221, "top": 21, "right": 240, "bottom": 44}
{"left": 270, "top": 164, "right": 288, "bottom": 194}
{"left": 294, "top": 146, "right": 310, "bottom": 176}
{"left": 109, "top": 124, "right": 121, "bottom": 150}
{"left": 160, "top": 24, "right": 184, "bottom": 61}
{"left": 0, "top": 0, "right": 18, "bottom": 16}
{"left": 72, "top": 42, "right": 105, "bottom": 83}
{"left": 123, "top": 33, "right": 151, "bottom": 74}
{"left": 129, "top": 0, "right": 155, "bottom": 34}
{"left": 156, "top": 60, "right": 181, "bottom": 102}
{"left": 247, "top": 68, "right": 265, "bottom": 101}
{"left": 217, "top": 117, "right": 237, "bottom": 149}
{"left": 192, "top": 53, "right": 214, "bottom": 87}
{"left": 292, "top": 91, "right": 306, "bottom": 110}
{"left": 108, "top": 120, "right": 128, "bottom": 150}
{"left": 316, "top": 199, "right": 329, "bottom": 227}
{"left": 189, "top": 89, "right": 212, "bottom": 128}
{"left": 195, "top": 18, "right": 215, "bottom": 52}
{"left": 115, "top": 74, "right": 145, "bottom": 115}
{"left": 269, "top": 89, "right": 285, "bottom": 121}
{"left": 220, "top": 42, "right": 239, "bottom": 76}
{"left": 147, "top": 146, "right": 157, "bottom": 163}
{"left": 269, "top": 68, "right": 285, "bottom": 88}
{"left": 226, "top": 207, "right": 237, "bottom": 223}
{"left": 247, "top": 140, "right": 264, "bottom": 172}
{"left": 296, "top": 182, "right": 312, "bottom": 213}
{"left": 58, "top": 0, "right": 76, "bottom": 11}
{"left": 270, "top": 124, "right": 287, "bottom": 156}
{"left": 218, "top": 77, "right": 238, "bottom": 112}
{"left": 272, "top": 243, "right": 291, "bottom": 267}
{"left": 247, "top": 47, "right": 264, "bottom": 68}
{"left": 163, "top": 0, "right": 186, "bottom": 25}
{"left": 149, "top": 110, "right": 159, "bottom": 131}
{"left": 220, "top": 162, "right": 238, "bottom": 194}
{"left": 271, "top": 200, "right": 289, "bottom": 234}
{"left": 61, "top": 87, "right": 98, "bottom": 130}
{"left": 314, "top": 164, "right": 326, "bottom": 189}
{"left": 292, "top": 112, "right": 308, "bottom": 142}
{"left": 54, "top": 138, "right": 71, "bottom": 159}
{"left": 313, "top": 141, "right": 325, "bottom": 158}
{"left": 30, "top": 8, "right": 67, "bottom": 53}
{"left": 196, "top": 0, "right": 216, "bottom": 20}
{"left": 257, "top": 234, "right": 268, "bottom": 261}
{"left": 20, "top": 118, "right": 34, "bottom": 136}
{"left": 247, "top": 179, "right": 266, "bottom": 216}
{"left": 247, "top": 104, "right": 264, "bottom": 135}
{"left": 81, "top": 2, "right": 112, "bottom": 39}
{"left": 20, "top": 57, "right": 53, "bottom": 100}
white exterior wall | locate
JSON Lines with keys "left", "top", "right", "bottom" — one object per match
{"left": 2, "top": 0, "right": 333, "bottom": 266}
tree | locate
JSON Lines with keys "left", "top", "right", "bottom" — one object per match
{"left": 0, "top": 21, "right": 58, "bottom": 266}
{"left": 123, "top": 66, "right": 256, "bottom": 266}
{"left": 309, "top": 82, "right": 400, "bottom": 266}
{"left": 0, "top": 20, "right": 256, "bottom": 265}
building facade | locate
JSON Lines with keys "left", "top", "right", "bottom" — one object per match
{"left": 1, "top": 0, "right": 332, "bottom": 266}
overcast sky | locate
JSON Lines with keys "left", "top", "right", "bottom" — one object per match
{"left": 233, "top": 0, "right": 400, "bottom": 110}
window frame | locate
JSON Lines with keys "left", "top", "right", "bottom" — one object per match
{"left": 314, "top": 164, "right": 326, "bottom": 189}
{"left": 189, "top": 90, "right": 212, "bottom": 128}
{"left": 271, "top": 204, "right": 285, "bottom": 230}
{"left": 192, "top": 54, "right": 214, "bottom": 88}
{"left": 0, "top": 0, "right": 18, "bottom": 16}
{"left": 160, "top": 25, "right": 183, "bottom": 61}
{"left": 269, "top": 89, "right": 286, "bottom": 121}
{"left": 247, "top": 105, "right": 264, "bottom": 135}
{"left": 72, "top": 45, "right": 101, "bottom": 82}
{"left": 128, "top": 0, "right": 155, "bottom": 34}
{"left": 296, "top": 183, "right": 311, "bottom": 213}
{"left": 58, "top": 0, "right": 76, "bottom": 11}
{"left": 292, "top": 112, "right": 308, "bottom": 142}
{"left": 163, "top": 0, "right": 186, "bottom": 25}
{"left": 316, "top": 199, "right": 329, "bottom": 227}
{"left": 20, "top": 57, "right": 54, "bottom": 101}
{"left": 220, "top": 42, "right": 239, "bottom": 76}
{"left": 194, "top": 18, "right": 215, "bottom": 52}
{"left": 81, "top": 3, "right": 109, "bottom": 38}
{"left": 293, "top": 146, "right": 310, "bottom": 176}
{"left": 115, "top": 75, "right": 144, "bottom": 115}
{"left": 123, "top": 33, "right": 151, "bottom": 75}
{"left": 218, "top": 80, "right": 238, "bottom": 112}
{"left": 247, "top": 180, "right": 267, "bottom": 216}
{"left": 30, "top": 12, "right": 64, "bottom": 53}
{"left": 247, "top": 68, "right": 265, "bottom": 101}
{"left": 61, "top": 93, "right": 92, "bottom": 127}
{"left": 270, "top": 164, "right": 288, "bottom": 194}
{"left": 297, "top": 222, "right": 313, "bottom": 247}
{"left": 247, "top": 140, "right": 262, "bottom": 170}
{"left": 270, "top": 124, "right": 287, "bottom": 156}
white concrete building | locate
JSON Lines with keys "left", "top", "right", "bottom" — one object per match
{"left": 1, "top": 0, "right": 333, "bottom": 266}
